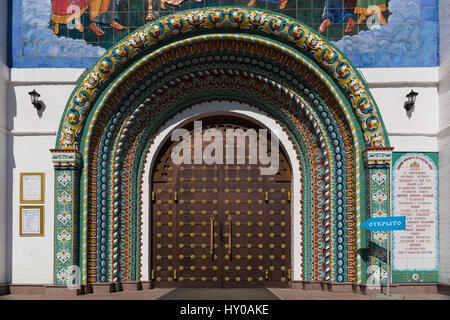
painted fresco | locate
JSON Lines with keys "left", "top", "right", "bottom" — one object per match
{"left": 10, "top": 0, "right": 439, "bottom": 68}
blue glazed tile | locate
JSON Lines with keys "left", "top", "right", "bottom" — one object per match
{"left": 11, "top": 56, "right": 22, "bottom": 68}
{"left": 12, "top": 0, "right": 22, "bottom": 12}
{"left": 358, "top": 53, "right": 373, "bottom": 68}
{"left": 37, "top": 57, "right": 53, "bottom": 68}
{"left": 421, "top": 0, "right": 437, "bottom": 7}
{"left": 421, "top": 21, "right": 438, "bottom": 35}
{"left": 12, "top": 11, "right": 22, "bottom": 28}
{"left": 422, "top": 6, "right": 438, "bottom": 21}
{"left": 53, "top": 57, "right": 69, "bottom": 68}
{"left": 68, "top": 57, "right": 84, "bottom": 68}
{"left": 12, "top": 41, "right": 22, "bottom": 56}
{"left": 405, "top": 53, "right": 422, "bottom": 67}
{"left": 84, "top": 57, "right": 99, "bottom": 68}
{"left": 390, "top": 45, "right": 407, "bottom": 67}
{"left": 374, "top": 53, "right": 389, "bottom": 67}
{"left": 22, "top": 41, "right": 36, "bottom": 56}
{"left": 12, "top": 27, "right": 22, "bottom": 41}
{"left": 7, "top": 0, "right": 443, "bottom": 69}
{"left": 22, "top": 57, "right": 36, "bottom": 68}
{"left": 422, "top": 35, "right": 438, "bottom": 53}
{"left": 374, "top": 40, "right": 389, "bottom": 54}
{"left": 422, "top": 51, "right": 438, "bottom": 67}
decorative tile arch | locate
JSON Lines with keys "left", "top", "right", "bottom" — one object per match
{"left": 51, "top": 7, "right": 393, "bottom": 288}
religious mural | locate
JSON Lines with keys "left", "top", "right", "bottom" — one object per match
{"left": 10, "top": 0, "right": 439, "bottom": 68}
{"left": 47, "top": 0, "right": 391, "bottom": 41}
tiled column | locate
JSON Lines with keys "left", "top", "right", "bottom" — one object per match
{"left": 50, "top": 149, "right": 82, "bottom": 285}
{"left": 363, "top": 147, "right": 394, "bottom": 285}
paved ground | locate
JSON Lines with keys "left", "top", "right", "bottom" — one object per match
{"left": 158, "top": 288, "right": 280, "bottom": 300}
{"left": 0, "top": 287, "right": 449, "bottom": 300}
{"left": 269, "top": 288, "right": 450, "bottom": 300}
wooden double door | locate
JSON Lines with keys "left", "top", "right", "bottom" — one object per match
{"left": 150, "top": 116, "right": 292, "bottom": 288}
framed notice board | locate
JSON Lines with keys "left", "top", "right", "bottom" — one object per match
{"left": 20, "top": 172, "right": 45, "bottom": 203}
{"left": 391, "top": 152, "right": 439, "bottom": 283}
{"left": 19, "top": 205, "right": 44, "bottom": 237}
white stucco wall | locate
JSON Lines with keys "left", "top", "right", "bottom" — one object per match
{"left": 0, "top": 0, "right": 9, "bottom": 284}
{"left": 5, "top": 66, "right": 440, "bottom": 284}
{"left": 439, "top": 0, "right": 450, "bottom": 284}
{"left": 360, "top": 68, "right": 439, "bottom": 152}
{"left": 8, "top": 69, "right": 83, "bottom": 284}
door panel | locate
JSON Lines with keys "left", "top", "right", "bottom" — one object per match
{"left": 151, "top": 116, "right": 292, "bottom": 288}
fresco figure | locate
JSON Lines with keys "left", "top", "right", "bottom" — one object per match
{"left": 247, "top": 0, "right": 288, "bottom": 10}
{"left": 147, "top": 0, "right": 202, "bottom": 21}
{"left": 88, "top": 0, "right": 125, "bottom": 36}
{"left": 319, "top": 0, "right": 356, "bottom": 34}
{"left": 146, "top": 0, "right": 155, "bottom": 20}
{"left": 354, "top": 0, "right": 387, "bottom": 25}
{"left": 51, "top": 0, "right": 89, "bottom": 35}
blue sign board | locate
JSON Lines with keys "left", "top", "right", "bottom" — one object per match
{"left": 362, "top": 216, "right": 406, "bottom": 232}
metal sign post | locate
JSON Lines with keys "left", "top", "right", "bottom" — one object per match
{"left": 362, "top": 216, "right": 406, "bottom": 299}
{"left": 387, "top": 229, "right": 391, "bottom": 296}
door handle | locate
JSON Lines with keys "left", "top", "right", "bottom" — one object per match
{"left": 210, "top": 216, "right": 214, "bottom": 256}
{"left": 227, "top": 215, "right": 232, "bottom": 256}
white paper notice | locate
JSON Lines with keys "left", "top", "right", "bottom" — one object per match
{"left": 393, "top": 155, "right": 438, "bottom": 271}
{"left": 21, "top": 208, "right": 41, "bottom": 234}
{"left": 22, "top": 174, "right": 42, "bottom": 201}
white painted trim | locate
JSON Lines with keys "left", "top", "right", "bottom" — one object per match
{"left": 358, "top": 67, "right": 439, "bottom": 87}
{"left": 141, "top": 101, "right": 303, "bottom": 282}
{"left": 9, "top": 68, "right": 86, "bottom": 84}
{"left": 388, "top": 132, "right": 438, "bottom": 137}
{"left": 6, "top": 67, "right": 440, "bottom": 87}
{"left": 0, "top": 128, "right": 56, "bottom": 136}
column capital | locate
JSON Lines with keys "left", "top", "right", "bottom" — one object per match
{"left": 50, "top": 149, "right": 82, "bottom": 169}
{"left": 362, "top": 147, "right": 394, "bottom": 168}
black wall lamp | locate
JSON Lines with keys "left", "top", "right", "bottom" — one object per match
{"left": 404, "top": 90, "right": 418, "bottom": 112}
{"left": 28, "top": 89, "right": 42, "bottom": 111}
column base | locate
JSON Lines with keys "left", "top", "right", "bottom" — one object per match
{"left": 141, "top": 280, "right": 153, "bottom": 290}
{"left": 44, "top": 285, "right": 85, "bottom": 296}
{"left": 326, "top": 282, "right": 355, "bottom": 293}
{"left": 86, "top": 282, "right": 117, "bottom": 294}
{"left": 118, "top": 281, "right": 142, "bottom": 292}
{"left": 438, "top": 283, "right": 450, "bottom": 295}
{"left": 0, "top": 284, "right": 10, "bottom": 295}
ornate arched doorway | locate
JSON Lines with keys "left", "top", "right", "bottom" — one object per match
{"left": 150, "top": 115, "right": 292, "bottom": 287}
{"left": 51, "top": 7, "right": 393, "bottom": 288}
